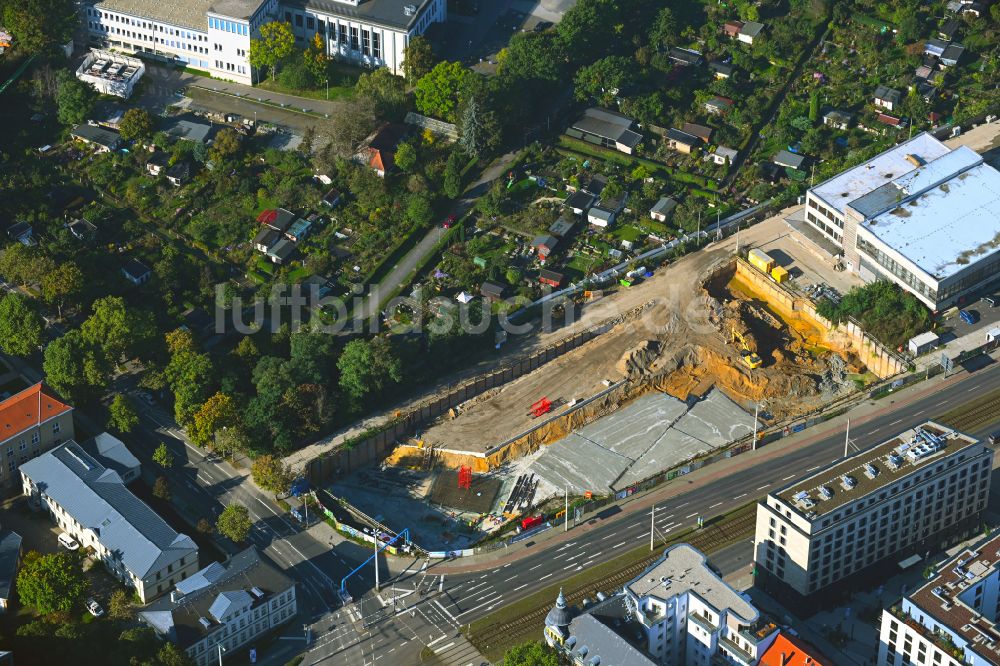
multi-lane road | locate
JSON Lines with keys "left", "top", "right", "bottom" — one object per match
{"left": 118, "top": 357, "right": 1000, "bottom": 666}
{"left": 305, "top": 361, "right": 1000, "bottom": 666}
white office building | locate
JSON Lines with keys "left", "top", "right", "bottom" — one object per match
{"left": 876, "top": 532, "right": 1000, "bottom": 666}
{"left": 802, "top": 132, "right": 1000, "bottom": 311}
{"left": 81, "top": 0, "right": 445, "bottom": 84}
{"left": 754, "top": 421, "right": 991, "bottom": 611}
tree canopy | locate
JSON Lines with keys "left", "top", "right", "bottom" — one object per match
{"left": 248, "top": 21, "right": 295, "bottom": 80}
{"left": 402, "top": 35, "right": 436, "bottom": 84}
{"left": 2, "top": 0, "right": 77, "bottom": 54}
{"left": 216, "top": 503, "right": 252, "bottom": 542}
{"left": 0, "top": 292, "right": 43, "bottom": 356}
{"left": 55, "top": 71, "right": 95, "bottom": 126}
{"left": 16, "top": 551, "right": 87, "bottom": 615}
{"left": 108, "top": 394, "right": 139, "bottom": 433}
{"left": 414, "top": 61, "right": 472, "bottom": 123}
{"left": 502, "top": 641, "right": 560, "bottom": 666}
{"left": 119, "top": 108, "right": 154, "bottom": 142}
{"left": 355, "top": 68, "right": 407, "bottom": 120}
{"left": 251, "top": 455, "right": 294, "bottom": 495}
{"left": 337, "top": 337, "right": 402, "bottom": 404}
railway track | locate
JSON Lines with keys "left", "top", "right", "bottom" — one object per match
{"left": 466, "top": 507, "right": 757, "bottom": 656}
{"left": 936, "top": 387, "right": 1000, "bottom": 433}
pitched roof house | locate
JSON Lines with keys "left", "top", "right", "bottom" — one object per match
{"left": 566, "top": 108, "right": 642, "bottom": 155}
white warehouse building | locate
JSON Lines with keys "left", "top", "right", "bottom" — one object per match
{"left": 81, "top": 0, "right": 445, "bottom": 84}
{"left": 802, "top": 132, "right": 1000, "bottom": 311}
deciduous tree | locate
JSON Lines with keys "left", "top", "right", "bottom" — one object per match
{"left": 0, "top": 293, "right": 43, "bottom": 356}
{"left": 152, "top": 442, "right": 174, "bottom": 468}
{"left": 2, "top": 0, "right": 77, "bottom": 54}
{"left": 16, "top": 551, "right": 86, "bottom": 615}
{"left": 119, "top": 108, "right": 154, "bottom": 142}
{"left": 414, "top": 61, "right": 472, "bottom": 123}
{"left": 42, "top": 330, "right": 108, "bottom": 401}
{"left": 41, "top": 262, "right": 84, "bottom": 318}
{"left": 355, "top": 68, "right": 408, "bottom": 120}
{"left": 189, "top": 392, "right": 238, "bottom": 448}
{"left": 303, "top": 32, "right": 328, "bottom": 83}
{"left": 394, "top": 141, "right": 417, "bottom": 172}
{"left": 216, "top": 503, "right": 252, "bottom": 543}
{"left": 108, "top": 589, "right": 133, "bottom": 621}
{"left": 337, "top": 337, "right": 402, "bottom": 403}
{"left": 209, "top": 128, "right": 242, "bottom": 164}
{"left": 402, "top": 35, "right": 436, "bottom": 84}
{"left": 55, "top": 71, "right": 95, "bottom": 126}
{"left": 108, "top": 394, "right": 139, "bottom": 433}
{"left": 152, "top": 476, "right": 170, "bottom": 500}
{"left": 165, "top": 349, "right": 214, "bottom": 425}
{"left": 248, "top": 21, "right": 295, "bottom": 80}
{"left": 502, "top": 641, "right": 559, "bottom": 666}
{"left": 81, "top": 296, "right": 156, "bottom": 366}
{"left": 251, "top": 455, "right": 293, "bottom": 495}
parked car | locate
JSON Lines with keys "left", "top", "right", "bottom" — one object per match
{"left": 990, "top": 431, "right": 1000, "bottom": 446}
{"left": 960, "top": 309, "right": 978, "bottom": 325}
{"left": 86, "top": 598, "right": 104, "bottom": 617}
{"left": 58, "top": 533, "right": 80, "bottom": 551}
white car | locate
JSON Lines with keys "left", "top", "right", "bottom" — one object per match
{"left": 85, "top": 598, "right": 104, "bottom": 617}
{"left": 57, "top": 533, "right": 80, "bottom": 551}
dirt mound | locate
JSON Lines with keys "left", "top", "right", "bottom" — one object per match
{"left": 616, "top": 340, "right": 662, "bottom": 378}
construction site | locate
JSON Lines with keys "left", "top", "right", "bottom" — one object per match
{"left": 330, "top": 210, "right": 898, "bottom": 550}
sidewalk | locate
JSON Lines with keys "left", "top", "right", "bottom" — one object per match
{"left": 407, "top": 359, "right": 995, "bottom": 576}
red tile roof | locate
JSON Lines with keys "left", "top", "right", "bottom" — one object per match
{"left": 0, "top": 384, "right": 72, "bottom": 442}
{"left": 759, "top": 633, "right": 830, "bottom": 666}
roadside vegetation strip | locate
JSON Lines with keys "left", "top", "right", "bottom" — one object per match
{"left": 463, "top": 504, "right": 757, "bottom": 660}
{"left": 936, "top": 387, "right": 1000, "bottom": 432}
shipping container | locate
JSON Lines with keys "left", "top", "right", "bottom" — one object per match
{"left": 771, "top": 266, "right": 789, "bottom": 283}
{"left": 748, "top": 248, "right": 775, "bottom": 273}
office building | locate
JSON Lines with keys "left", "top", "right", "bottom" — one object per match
{"left": 81, "top": 0, "right": 445, "bottom": 84}
{"left": 20, "top": 442, "right": 199, "bottom": 603}
{"left": 545, "top": 543, "right": 780, "bottom": 665}
{"left": 754, "top": 421, "right": 991, "bottom": 611}
{"left": 141, "top": 548, "right": 297, "bottom": 666}
{"left": 0, "top": 384, "right": 74, "bottom": 495}
{"left": 876, "top": 532, "right": 1000, "bottom": 666}
{"left": 801, "top": 132, "right": 1000, "bottom": 311}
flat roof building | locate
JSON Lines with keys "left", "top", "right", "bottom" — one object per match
{"left": 803, "top": 133, "right": 1000, "bottom": 310}
{"left": 81, "top": 0, "right": 444, "bottom": 84}
{"left": 877, "top": 533, "right": 1000, "bottom": 666}
{"left": 754, "top": 421, "right": 991, "bottom": 612}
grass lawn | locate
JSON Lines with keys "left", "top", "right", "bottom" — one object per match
{"left": 255, "top": 256, "right": 275, "bottom": 275}
{"left": 286, "top": 265, "right": 312, "bottom": 282}
{"left": 565, "top": 253, "right": 599, "bottom": 275}
{"left": 256, "top": 64, "right": 359, "bottom": 101}
{"left": 612, "top": 224, "right": 644, "bottom": 243}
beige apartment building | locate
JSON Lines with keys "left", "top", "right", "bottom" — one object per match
{"left": 0, "top": 384, "right": 74, "bottom": 495}
{"left": 754, "top": 421, "right": 991, "bottom": 611}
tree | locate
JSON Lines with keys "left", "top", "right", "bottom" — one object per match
{"left": 81, "top": 296, "right": 156, "bottom": 366}
{"left": 165, "top": 349, "right": 215, "bottom": 425}
{"left": 190, "top": 392, "right": 238, "bottom": 448}
{"left": 217, "top": 503, "right": 252, "bottom": 542}
{"left": 355, "top": 68, "right": 408, "bottom": 120}
{"left": 42, "top": 330, "right": 108, "bottom": 402}
{"left": 394, "top": 142, "right": 417, "bottom": 172}
{"left": 16, "top": 551, "right": 86, "bottom": 615}
{"left": 808, "top": 89, "right": 820, "bottom": 123}
{"left": 2, "top": 0, "right": 76, "bottom": 54}
{"left": 458, "top": 94, "right": 500, "bottom": 159}
{"left": 251, "top": 455, "right": 293, "bottom": 495}
{"left": 503, "top": 641, "right": 559, "bottom": 666}
{"left": 324, "top": 97, "right": 378, "bottom": 158}
{"left": 108, "top": 394, "right": 139, "bottom": 433}
{"left": 0, "top": 293, "right": 43, "bottom": 356}
{"left": 119, "top": 108, "right": 154, "bottom": 142}
{"left": 556, "top": 0, "right": 618, "bottom": 60}
{"left": 414, "top": 61, "right": 472, "bottom": 122}
{"left": 197, "top": 518, "right": 214, "bottom": 535}
{"left": 402, "top": 35, "right": 436, "bottom": 84}
{"left": 337, "top": 337, "right": 403, "bottom": 403}
{"left": 648, "top": 7, "right": 677, "bottom": 50}
{"left": 443, "top": 154, "right": 463, "bottom": 199}
{"left": 54, "top": 71, "right": 95, "bottom": 126}
{"left": 152, "top": 476, "right": 171, "bottom": 501}
{"left": 574, "top": 55, "right": 635, "bottom": 103}
{"left": 108, "top": 589, "right": 133, "bottom": 621}
{"left": 405, "top": 195, "right": 433, "bottom": 228}
{"left": 248, "top": 21, "right": 295, "bottom": 80}
{"left": 303, "top": 32, "right": 328, "bottom": 82}
{"left": 209, "top": 128, "right": 242, "bottom": 164}
{"left": 152, "top": 442, "right": 174, "bottom": 468}
{"left": 41, "top": 262, "right": 84, "bottom": 318}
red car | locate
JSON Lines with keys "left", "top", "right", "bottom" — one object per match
{"left": 442, "top": 214, "right": 457, "bottom": 228}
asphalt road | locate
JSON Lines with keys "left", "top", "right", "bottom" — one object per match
{"left": 298, "top": 360, "right": 1000, "bottom": 666}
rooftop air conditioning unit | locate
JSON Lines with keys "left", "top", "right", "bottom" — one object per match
{"left": 403, "top": 4, "right": 416, "bottom": 15}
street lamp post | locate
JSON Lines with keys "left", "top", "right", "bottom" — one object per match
{"left": 326, "top": 79, "right": 329, "bottom": 100}
{"left": 217, "top": 645, "right": 226, "bottom": 666}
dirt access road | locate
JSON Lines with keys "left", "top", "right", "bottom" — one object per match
{"left": 285, "top": 207, "right": 800, "bottom": 471}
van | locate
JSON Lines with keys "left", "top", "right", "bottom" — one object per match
{"left": 58, "top": 533, "right": 80, "bottom": 551}
{"left": 985, "top": 296, "right": 997, "bottom": 308}
{"left": 960, "top": 310, "right": 978, "bottom": 325}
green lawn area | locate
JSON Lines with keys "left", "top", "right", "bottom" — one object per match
{"left": 255, "top": 256, "right": 275, "bottom": 275}
{"left": 557, "top": 135, "right": 665, "bottom": 173}
{"left": 612, "top": 224, "right": 644, "bottom": 243}
{"left": 256, "top": 65, "right": 358, "bottom": 101}
{"left": 286, "top": 265, "right": 312, "bottom": 281}
{"left": 565, "top": 253, "right": 600, "bottom": 276}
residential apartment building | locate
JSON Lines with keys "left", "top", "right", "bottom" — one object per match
{"left": 20, "top": 442, "right": 199, "bottom": 603}
{"left": 801, "top": 132, "right": 1000, "bottom": 311}
{"left": 0, "top": 384, "right": 74, "bottom": 495}
{"left": 545, "top": 544, "right": 780, "bottom": 665}
{"left": 876, "top": 532, "right": 1000, "bottom": 666}
{"left": 754, "top": 422, "right": 991, "bottom": 612}
{"left": 140, "top": 548, "right": 297, "bottom": 666}
{"left": 81, "top": 0, "right": 445, "bottom": 84}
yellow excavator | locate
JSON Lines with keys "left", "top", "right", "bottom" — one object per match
{"left": 731, "top": 327, "right": 763, "bottom": 369}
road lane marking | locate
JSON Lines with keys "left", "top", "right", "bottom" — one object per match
{"left": 612, "top": 541, "right": 626, "bottom": 548}
{"left": 734, "top": 493, "right": 747, "bottom": 499}
{"left": 756, "top": 484, "right": 770, "bottom": 491}
{"left": 709, "top": 502, "right": 722, "bottom": 509}
{"left": 685, "top": 512, "right": 698, "bottom": 518}
{"left": 539, "top": 573, "right": 553, "bottom": 580}
{"left": 676, "top": 502, "right": 690, "bottom": 508}
{"left": 889, "top": 418, "right": 903, "bottom": 425}
{"left": 807, "top": 465, "right": 821, "bottom": 471}
{"left": 529, "top": 563, "right": 543, "bottom": 571}
{"left": 782, "top": 474, "right": 795, "bottom": 480}
{"left": 513, "top": 583, "right": 529, "bottom": 592}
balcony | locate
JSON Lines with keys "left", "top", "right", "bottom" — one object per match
{"left": 688, "top": 612, "right": 718, "bottom": 633}
{"left": 638, "top": 605, "right": 666, "bottom": 627}
{"left": 738, "top": 621, "right": 779, "bottom": 646}
{"left": 717, "top": 636, "right": 754, "bottom": 665}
